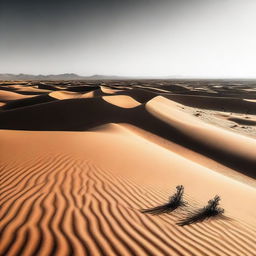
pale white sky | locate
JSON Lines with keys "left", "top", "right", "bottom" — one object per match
{"left": 1, "top": 0, "right": 256, "bottom": 78}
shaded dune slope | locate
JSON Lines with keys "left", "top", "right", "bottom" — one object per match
{"left": 37, "top": 83, "right": 62, "bottom": 91}
{"left": 66, "top": 85, "right": 100, "bottom": 92}
{"left": 117, "top": 88, "right": 157, "bottom": 103}
{"left": 0, "top": 94, "right": 255, "bottom": 176}
{"left": 0, "top": 86, "right": 109, "bottom": 110}
{"left": 228, "top": 117, "right": 256, "bottom": 126}
{"left": 2, "top": 94, "right": 58, "bottom": 110}
{"left": 80, "top": 87, "right": 156, "bottom": 102}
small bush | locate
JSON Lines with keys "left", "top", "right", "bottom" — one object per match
{"left": 141, "top": 185, "right": 186, "bottom": 215}
{"left": 177, "top": 195, "right": 224, "bottom": 226}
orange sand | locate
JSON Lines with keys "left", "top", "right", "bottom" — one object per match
{"left": 1, "top": 83, "right": 256, "bottom": 256}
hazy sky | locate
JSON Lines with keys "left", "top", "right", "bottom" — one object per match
{"left": 1, "top": 0, "right": 256, "bottom": 78}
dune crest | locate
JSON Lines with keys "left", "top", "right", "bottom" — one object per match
{"left": 146, "top": 96, "right": 256, "bottom": 163}
{"left": 100, "top": 86, "right": 124, "bottom": 94}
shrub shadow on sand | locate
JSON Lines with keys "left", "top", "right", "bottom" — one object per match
{"left": 140, "top": 185, "right": 187, "bottom": 215}
{"left": 177, "top": 195, "right": 225, "bottom": 226}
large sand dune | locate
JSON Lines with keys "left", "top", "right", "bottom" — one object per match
{"left": 0, "top": 81, "right": 256, "bottom": 256}
{"left": 0, "top": 90, "right": 36, "bottom": 102}
{"left": 165, "top": 94, "right": 256, "bottom": 114}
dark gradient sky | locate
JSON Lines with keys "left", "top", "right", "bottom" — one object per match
{"left": 1, "top": 0, "right": 256, "bottom": 77}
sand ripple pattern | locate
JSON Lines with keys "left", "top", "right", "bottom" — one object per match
{"left": 1, "top": 155, "right": 256, "bottom": 256}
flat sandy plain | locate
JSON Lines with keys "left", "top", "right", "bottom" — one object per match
{"left": 0, "top": 79, "right": 256, "bottom": 256}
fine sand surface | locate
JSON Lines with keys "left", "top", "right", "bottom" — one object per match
{"left": 1, "top": 82, "right": 256, "bottom": 256}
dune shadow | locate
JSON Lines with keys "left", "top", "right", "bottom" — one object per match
{"left": 2, "top": 95, "right": 57, "bottom": 110}
{"left": 164, "top": 94, "right": 256, "bottom": 115}
{"left": 228, "top": 117, "right": 256, "bottom": 126}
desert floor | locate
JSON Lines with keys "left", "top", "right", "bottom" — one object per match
{"left": 1, "top": 79, "right": 256, "bottom": 256}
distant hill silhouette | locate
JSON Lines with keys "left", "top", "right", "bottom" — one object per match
{"left": 0, "top": 73, "right": 124, "bottom": 81}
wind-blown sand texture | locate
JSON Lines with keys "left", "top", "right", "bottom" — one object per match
{"left": 1, "top": 80, "right": 256, "bottom": 256}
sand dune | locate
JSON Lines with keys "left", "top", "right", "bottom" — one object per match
{"left": 81, "top": 87, "right": 115, "bottom": 98}
{"left": 103, "top": 95, "right": 141, "bottom": 108}
{"left": 228, "top": 117, "right": 256, "bottom": 126}
{"left": 0, "top": 93, "right": 255, "bottom": 176}
{"left": 66, "top": 85, "right": 99, "bottom": 93}
{"left": 0, "top": 84, "right": 32, "bottom": 91}
{"left": 49, "top": 91, "right": 83, "bottom": 100}
{"left": 81, "top": 91, "right": 95, "bottom": 99}
{"left": 244, "top": 99, "right": 256, "bottom": 103}
{"left": 100, "top": 86, "right": 124, "bottom": 94}
{"left": 10, "top": 86, "right": 52, "bottom": 94}
{"left": 0, "top": 90, "right": 36, "bottom": 102}
{"left": 146, "top": 96, "right": 256, "bottom": 171}
{"left": 81, "top": 87, "right": 156, "bottom": 103}
{"left": 120, "top": 88, "right": 157, "bottom": 103}
{"left": 214, "top": 112, "right": 256, "bottom": 124}
{"left": 1, "top": 128, "right": 256, "bottom": 256}
{"left": 165, "top": 94, "right": 256, "bottom": 114}
{"left": 1, "top": 82, "right": 256, "bottom": 256}
{"left": 2, "top": 94, "right": 57, "bottom": 110}
{"left": 37, "top": 83, "right": 63, "bottom": 91}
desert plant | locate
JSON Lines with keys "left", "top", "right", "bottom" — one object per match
{"left": 141, "top": 185, "right": 186, "bottom": 215}
{"left": 177, "top": 195, "right": 224, "bottom": 226}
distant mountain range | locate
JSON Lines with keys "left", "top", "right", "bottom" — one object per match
{"left": 1, "top": 73, "right": 253, "bottom": 81}
{"left": 0, "top": 73, "right": 125, "bottom": 81}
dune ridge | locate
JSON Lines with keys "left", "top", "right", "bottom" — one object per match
{"left": 0, "top": 91, "right": 255, "bottom": 176}
{"left": 146, "top": 96, "right": 256, "bottom": 163}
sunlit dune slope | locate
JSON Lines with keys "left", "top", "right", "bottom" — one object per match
{"left": 0, "top": 90, "right": 36, "bottom": 102}
{"left": 1, "top": 127, "right": 256, "bottom": 256}
{"left": 146, "top": 96, "right": 256, "bottom": 165}
{"left": 49, "top": 91, "right": 83, "bottom": 100}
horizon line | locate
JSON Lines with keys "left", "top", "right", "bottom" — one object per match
{"left": 1, "top": 73, "right": 256, "bottom": 80}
